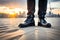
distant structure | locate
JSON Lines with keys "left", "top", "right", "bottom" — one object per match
{"left": 46, "top": 1, "right": 60, "bottom": 17}
{"left": 0, "top": 11, "right": 26, "bottom": 18}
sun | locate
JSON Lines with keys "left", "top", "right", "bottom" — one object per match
{"left": 0, "top": 6, "right": 28, "bottom": 18}
{"left": 7, "top": 8, "right": 27, "bottom": 18}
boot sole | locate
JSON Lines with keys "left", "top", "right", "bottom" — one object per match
{"left": 38, "top": 22, "right": 51, "bottom": 28}
{"left": 18, "top": 23, "right": 35, "bottom": 28}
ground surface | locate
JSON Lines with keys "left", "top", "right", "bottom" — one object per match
{"left": 0, "top": 18, "right": 60, "bottom": 40}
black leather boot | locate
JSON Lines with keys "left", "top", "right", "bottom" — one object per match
{"left": 38, "top": 12, "right": 51, "bottom": 28}
{"left": 38, "top": 18, "right": 51, "bottom": 28}
{"left": 38, "top": 11, "right": 51, "bottom": 28}
{"left": 18, "top": 15, "right": 35, "bottom": 28}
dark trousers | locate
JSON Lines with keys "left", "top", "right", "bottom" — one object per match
{"left": 27, "top": 0, "right": 47, "bottom": 18}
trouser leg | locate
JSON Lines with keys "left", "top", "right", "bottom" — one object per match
{"left": 27, "top": 0, "right": 35, "bottom": 16}
{"left": 38, "top": 0, "right": 47, "bottom": 18}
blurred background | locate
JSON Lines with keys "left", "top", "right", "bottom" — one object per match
{"left": 0, "top": 0, "right": 60, "bottom": 18}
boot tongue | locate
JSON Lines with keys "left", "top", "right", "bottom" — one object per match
{"left": 24, "top": 15, "right": 34, "bottom": 23}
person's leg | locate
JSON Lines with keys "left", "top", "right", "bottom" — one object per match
{"left": 18, "top": 0, "right": 35, "bottom": 28}
{"left": 38, "top": 0, "right": 51, "bottom": 27}
{"left": 25, "top": 0, "right": 35, "bottom": 22}
{"left": 27, "top": 0, "right": 35, "bottom": 15}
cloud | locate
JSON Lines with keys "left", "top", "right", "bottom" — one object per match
{"left": 0, "top": 0, "right": 27, "bottom": 10}
{"left": 0, "top": 0, "right": 26, "bottom": 5}
{"left": 51, "top": 0, "right": 60, "bottom": 2}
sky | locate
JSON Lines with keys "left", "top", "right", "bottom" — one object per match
{"left": 0, "top": 0, "right": 60, "bottom": 14}
{"left": 51, "top": 0, "right": 60, "bottom": 2}
{"left": 0, "top": 0, "right": 60, "bottom": 9}
{"left": 0, "top": 0, "right": 27, "bottom": 10}
{"left": 48, "top": 0, "right": 60, "bottom": 8}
